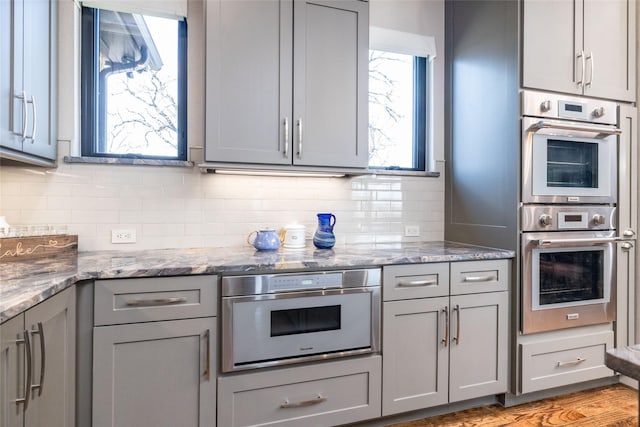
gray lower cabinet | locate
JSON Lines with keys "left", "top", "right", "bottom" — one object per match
{"left": 218, "top": 355, "right": 381, "bottom": 427}
{"left": 382, "top": 260, "right": 509, "bottom": 416}
{"left": 0, "top": 0, "right": 57, "bottom": 166}
{"left": 92, "top": 318, "right": 216, "bottom": 427}
{"left": 382, "top": 297, "right": 449, "bottom": 414}
{"left": 0, "top": 287, "right": 76, "bottom": 427}
{"left": 205, "top": 0, "right": 368, "bottom": 169}
{"left": 91, "top": 275, "right": 217, "bottom": 427}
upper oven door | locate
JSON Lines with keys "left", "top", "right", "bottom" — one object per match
{"left": 522, "top": 117, "right": 619, "bottom": 204}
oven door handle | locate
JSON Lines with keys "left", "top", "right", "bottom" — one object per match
{"left": 527, "top": 120, "right": 621, "bottom": 136}
{"left": 534, "top": 237, "right": 623, "bottom": 246}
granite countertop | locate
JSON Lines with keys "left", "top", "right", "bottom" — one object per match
{"left": 0, "top": 241, "right": 515, "bottom": 324}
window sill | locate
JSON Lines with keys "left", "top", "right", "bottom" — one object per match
{"left": 63, "top": 156, "right": 194, "bottom": 167}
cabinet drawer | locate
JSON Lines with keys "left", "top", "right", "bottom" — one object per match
{"left": 94, "top": 275, "right": 217, "bottom": 326}
{"left": 450, "top": 259, "right": 509, "bottom": 295}
{"left": 520, "top": 330, "right": 614, "bottom": 394}
{"left": 383, "top": 263, "right": 449, "bottom": 301}
{"left": 218, "top": 356, "right": 381, "bottom": 427}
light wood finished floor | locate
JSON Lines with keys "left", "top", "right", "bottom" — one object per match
{"left": 388, "top": 384, "right": 638, "bottom": 427}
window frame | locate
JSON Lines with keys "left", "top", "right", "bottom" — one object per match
{"left": 80, "top": 6, "right": 188, "bottom": 161}
{"left": 368, "top": 51, "right": 429, "bottom": 172}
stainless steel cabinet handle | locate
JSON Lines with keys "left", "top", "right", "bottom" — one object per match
{"left": 31, "top": 322, "right": 45, "bottom": 396}
{"left": 585, "top": 52, "right": 594, "bottom": 87}
{"left": 557, "top": 357, "right": 586, "bottom": 368}
{"left": 280, "top": 394, "right": 327, "bottom": 408}
{"left": 623, "top": 229, "right": 636, "bottom": 238}
{"left": 125, "top": 297, "right": 187, "bottom": 307}
{"left": 527, "top": 120, "right": 621, "bottom": 136}
{"left": 452, "top": 304, "right": 460, "bottom": 345}
{"left": 441, "top": 306, "right": 449, "bottom": 347}
{"left": 203, "top": 329, "right": 211, "bottom": 381}
{"left": 26, "top": 95, "right": 37, "bottom": 141}
{"left": 15, "top": 331, "right": 32, "bottom": 412}
{"left": 463, "top": 275, "right": 496, "bottom": 283}
{"left": 283, "top": 117, "right": 289, "bottom": 158}
{"left": 622, "top": 242, "right": 634, "bottom": 250}
{"left": 576, "top": 51, "right": 585, "bottom": 87}
{"left": 13, "top": 91, "right": 28, "bottom": 139}
{"left": 296, "top": 118, "right": 302, "bottom": 159}
{"left": 397, "top": 279, "right": 437, "bottom": 287}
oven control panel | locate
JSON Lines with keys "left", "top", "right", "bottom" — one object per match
{"left": 522, "top": 90, "right": 617, "bottom": 125}
{"left": 521, "top": 205, "right": 616, "bottom": 232}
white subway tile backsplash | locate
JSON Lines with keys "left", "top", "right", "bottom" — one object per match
{"left": 0, "top": 160, "right": 445, "bottom": 251}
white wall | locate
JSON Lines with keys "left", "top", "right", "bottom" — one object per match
{"left": 0, "top": 0, "right": 446, "bottom": 252}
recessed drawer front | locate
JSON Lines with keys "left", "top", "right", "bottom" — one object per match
{"left": 94, "top": 275, "right": 217, "bottom": 326}
{"left": 383, "top": 263, "right": 449, "bottom": 301}
{"left": 450, "top": 259, "right": 509, "bottom": 295}
{"left": 520, "top": 331, "right": 614, "bottom": 394}
{"left": 218, "top": 356, "right": 382, "bottom": 427}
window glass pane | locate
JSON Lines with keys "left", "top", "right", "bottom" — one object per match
{"left": 95, "top": 10, "right": 181, "bottom": 157}
{"left": 368, "top": 50, "right": 419, "bottom": 169}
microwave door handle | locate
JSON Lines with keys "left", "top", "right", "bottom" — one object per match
{"left": 535, "top": 237, "right": 623, "bottom": 246}
{"left": 527, "top": 121, "right": 621, "bottom": 136}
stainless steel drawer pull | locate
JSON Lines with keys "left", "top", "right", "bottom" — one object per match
{"left": 398, "top": 279, "right": 437, "bottom": 287}
{"left": 576, "top": 51, "right": 585, "bottom": 87}
{"left": 280, "top": 394, "right": 327, "bottom": 409}
{"left": 557, "top": 357, "right": 586, "bottom": 368}
{"left": 125, "top": 297, "right": 188, "bottom": 307}
{"left": 463, "top": 274, "right": 496, "bottom": 283}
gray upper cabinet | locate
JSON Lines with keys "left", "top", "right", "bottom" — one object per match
{"left": 522, "top": 0, "right": 636, "bottom": 102}
{"left": 0, "top": 0, "right": 57, "bottom": 166}
{"left": 205, "top": 0, "right": 368, "bottom": 169}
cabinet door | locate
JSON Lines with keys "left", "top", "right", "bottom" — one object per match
{"left": 93, "top": 318, "right": 216, "bottom": 427}
{"left": 382, "top": 297, "right": 448, "bottom": 416}
{"left": 522, "top": 0, "right": 583, "bottom": 95}
{"left": 293, "top": 0, "right": 368, "bottom": 168}
{"left": 0, "top": 315, "right": 25, "bottom": 427}
{"left": 449, "top": 291, "right": 508, "bottom": 402}
{"left": 20, "top": 0, "right": 55, "bottom": 160}
{"left": 205, "top": 0, "right": 293, "bottom": 165}
{"left": 23, "top": 287, "right": 75, "bottom": 427}
{"left": 583, "top": 0, "right": 635, "bottom": 101}
{"left": 1, "top": 0, "right": 23, "bottom": 153}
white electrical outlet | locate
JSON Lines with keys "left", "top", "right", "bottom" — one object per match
{"left": 111, "top": 229, "right": 137, "bottom": 244}
{"left": 404, "top": 225, "right": 420, "bottom": 237}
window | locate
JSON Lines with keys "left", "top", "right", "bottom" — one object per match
{"left": 368, "top": 28, "right": 435, "bottom": 172}
{"left": 81, "top": 6, "right": 187, "bottom": 160}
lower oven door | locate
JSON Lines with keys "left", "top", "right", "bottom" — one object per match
{"left": 521, "top": 231, "right": 617, "bottom": 334}
{"left": 221, "top": 287, "right": 378, "bottom": 372}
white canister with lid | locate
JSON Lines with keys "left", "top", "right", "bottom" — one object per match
{"left": 280, "top": 224, "right": 306, "bottom": 249}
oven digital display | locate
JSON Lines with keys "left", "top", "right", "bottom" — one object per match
{"left": 564, "top": 104, "right": 582, "bottom": 113}
{"left": 564, "top": 214, "right": 583, "bottom": 222}
{"left": 270, "top": 305, "right": 341, "bottom": 337}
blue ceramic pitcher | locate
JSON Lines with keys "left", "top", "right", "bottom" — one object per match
{"left": 313, "top": 213, "right": 336, "bottom": 249}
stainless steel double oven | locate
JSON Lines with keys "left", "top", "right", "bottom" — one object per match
{"left": 520, "top": 91, "right": 621, "bottom": 334}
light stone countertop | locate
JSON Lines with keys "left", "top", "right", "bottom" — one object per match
{"left": 0, "top": 241, "right": 515, "bottom": 323}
